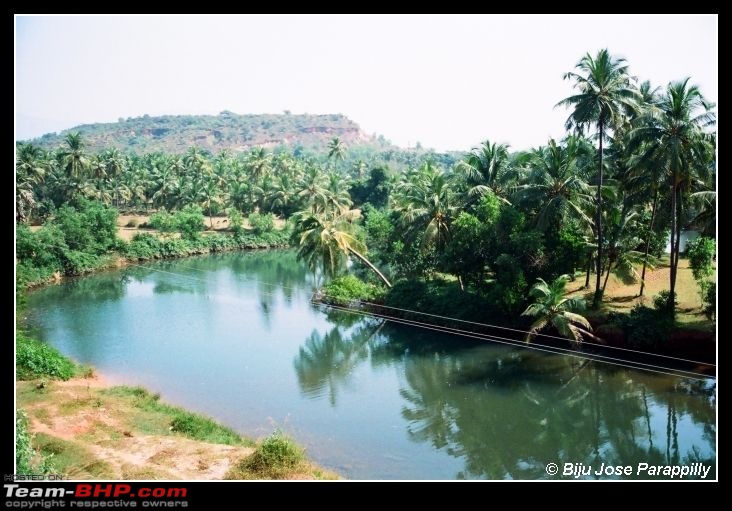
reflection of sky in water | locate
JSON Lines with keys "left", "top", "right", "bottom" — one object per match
{"left": 26, "top": 250, "right": 716, "bottom": 480}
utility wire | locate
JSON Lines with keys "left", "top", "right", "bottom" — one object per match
{"left": 126, "top": 262, "right": 715, "bottom": 381}
{"left": 169, "top": 260, "right": 716, "bottom": 368}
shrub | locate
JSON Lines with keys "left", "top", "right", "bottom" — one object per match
{"left": 148, "top": 210, "right": 176, "bottom": 233}
{"left": 322, "top": 275, "right": 385, "bottom": 305}
{"left": 174, "top": 206, "right": 205, "bottom": 240}
{"left": 686, "top": 236, "right": 716, "bottom": 281}
{"left": 609, "top": 304, "right": 674, "bottom": 349}
{"left": 249, "top": 212, "right": 275, "bottom": 235}
{"left": 703, "top": 282, "right": 716, "bottom": 320}
{"left": 227, "top": 208, "right": 245, "bottom": 235}
{"left": 53, "top": 200, "right": 118, "bottom": 254}
{"left": 125, "top": 219, "right": 138, "bottom": 228}
{"left": 237, "top": 430, "right": 304, "bottom": 479}
{"left": 16, "top": 333, "right": 75, "bottom": 380}
{"left": 653, "top": 290, "right": 677, "bottom": 312}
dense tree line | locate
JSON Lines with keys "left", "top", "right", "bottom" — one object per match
{"left": 16, "top": 49, "right": 716, "bottom": 327}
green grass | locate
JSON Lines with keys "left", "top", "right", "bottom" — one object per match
{"left": 101, "top": 386, "right": 251, "bottom": 446}
{"left": 33, "top": 433, "right": 115, "bottom": 478}
{"left": 226, "top": 430, "right": 305, "bottom": 480}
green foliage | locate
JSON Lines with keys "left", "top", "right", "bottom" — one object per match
{"left": 16, "top": 410, "right": 35, "bottom": 474}
{"left": 362, "top": 206, "right": 395, "bottom": 256}
{"left": 16, "top": 410, "right": 53, "bottom": 475}
{"left": 653, "top": 290, "right": 678, "bottom": 312}
{"left": 703, "top": 282, "right": 716, "bottom": 320}
{"left": 609, "top": 304, "right": 674, "bottom": 348}
{"left": 546, "top": 223, "right": 587, "bottom": 278}
{"left": 174, "top": 206, "right": 205, "bottom": 240}
{"left": 16, "top": 333, "right": 75, "bottom": 380}
{"left": 385, "top": 279, "right": 490, "bottom": 325}
{"left": 227, "top": 208, "right": 245, "bottom": 235}
{"left": 249, "top": 212, "right": 275, "bottom": 235}
{"left": 442, "top": 212, "right": 491, "bottom": 288}
{"left": 16, "top": 201, "right": 121, "bottom": 284}
{"left": 686, "top": 236, "right": 716, "bottom": 281}
{"left": 349, "top": 167, "right": 391, "bottom": 208}
{"left": 322, "top": 275, "right": 385, "bottom": 305}
{"left": 52, "top": 199, "right": 118, "bottom": 253}
{"left": 236, "top": 430, "right": 305, "bottom": 479}
{"left": 148, "top": 210, "right": 177, "bottom": 232}
{"left": 125, "top": 230, "right": 290, "bottom": 261}
{"left": 521, "top": 274, "right": 591, "bottom": 343}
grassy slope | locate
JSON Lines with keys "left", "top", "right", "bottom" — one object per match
{"left": 16, "top": 336, "right": 336, "bottom": 480}
{"left": 566, "top": 257, "right": 715, "bottom": 332}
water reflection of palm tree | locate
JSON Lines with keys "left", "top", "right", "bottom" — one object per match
{"left": 293, "top": 321, "right": 382, "bottom": 406}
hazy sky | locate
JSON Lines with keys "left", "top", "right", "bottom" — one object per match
{"left": 15, "top": 15, "right": 717, "bottom": 152}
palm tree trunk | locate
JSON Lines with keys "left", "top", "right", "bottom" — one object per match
{"left": 347, "top": 247, "right": 391, "bottom": 288}
{"left": 593, "top": 121, "right": 604, "bottom": 308}
{"left": 639, "top": 190, "right": 658, "bottom": 296}
{"left": 602, "top": 258, "right": 613, "bottom": 293}
{"left": 669, "top": 182, "right": 677, "bottom": 316}
{"left": 584, "top": 253, "right": 592, "bottom": 288}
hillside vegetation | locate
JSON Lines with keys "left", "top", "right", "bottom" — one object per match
{"left": 28, "top": 112, "right": 384, "bottom": 154}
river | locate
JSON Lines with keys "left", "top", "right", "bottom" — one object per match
{"left": 25, "top": 250, "right": 716, "bottom": 480}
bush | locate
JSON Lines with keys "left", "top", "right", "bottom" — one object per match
{"left": 238, "top": 430, "right": 304, "bottom": 479}
{"left": 16, "top": 333, "right": 75, "bottom": 380}
{"left": 686, "top": 236, "right": 716, "bottom": 281}
{"left": 249, "top": 212, "right": 275, "bottom": 235}
{"left": 609, "top": 304, "right": 674, "bottom": 349}
{"left": 703, "top": 282, "right": 716, "bottom": 320}
{"left": 227, "top": 208, "right": 245, "bottom": 235}
{"left": 322, "top": 275, "right": 386, "bottom": 305}
{"left": 125, "top": 219, "right": 138, "bottom": 228}
{"left": 653, "top": 290, "right": 677, "bottom": 312}
{"left": 52, "top": 199, "right": 118, "bottom": 254}
{"left": 174, "top": 206, "right": 205, "bottom": 240}
{"left": 148, "top": 210, "right": 176, "bottom": 232}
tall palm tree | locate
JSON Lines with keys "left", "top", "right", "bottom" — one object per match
{"left": 292, "top": 208, "right": 391, "bottom": 287}
{"left": 327, "top": 137, "right": 347, "bottom": 171}
{"left": 522, "top": 275, "right": 593, "bottom": 344}
{"left": 456, "top": 139, "right": 513, "bottom": 201}
{"left": 59, "top": 132, "right": 89, "bottom": 180}
{"left": 623, "top": 80, "right": 662, "bottom": 296}
{"left": 628, "top": 78, "right": 715, "bottom": 313}
{"left": 557, "top": 49, "right": 638, "bottom": 308}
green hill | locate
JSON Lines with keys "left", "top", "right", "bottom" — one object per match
{"left": 27, "top": 112, "right": 386, "bottom": 154}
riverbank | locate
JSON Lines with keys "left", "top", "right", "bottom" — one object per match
{"left": 16, "top": 336, "right": 338, "bottom": 480}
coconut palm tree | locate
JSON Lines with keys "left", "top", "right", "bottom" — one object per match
{"left": 327, "top": 137, "right": 347, "bottom": 171}
{"left": 557, "top": 49, "right": 638, "bottom": 308}
{"left": 456, "top": 139, "right": 514, "bottom": 202}
{"left": 522, "top": 275, "right": 593, "bottom": 344}
{"left": 516, "top": 136, "right": 594, "bottom": 231}
{"left": 628, "top": 78, "right": 716, "bottom": 313}
{"left": 392, "top": 162, "right": 458, "bottom": 251}
{"left": 292, "top": 208, "right": 391, "bottom": 287}
{"left": 59, "top": 132, "right": 89, "bottom": 180}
